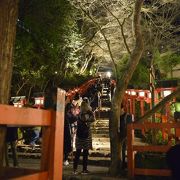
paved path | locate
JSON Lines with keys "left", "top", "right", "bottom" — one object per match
{"left": 8, "top": 157, "right": 127, "bottom": 180}
{"left": 63, "top": 163, "right": 127, "bottom": 180}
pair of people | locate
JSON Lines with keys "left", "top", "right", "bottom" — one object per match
{"left": 63, "top": 97, "right": 95, "bottom": 174}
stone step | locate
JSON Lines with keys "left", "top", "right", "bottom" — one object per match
{"left": 76, "top": 156, "right": 111, "bottom": 167}
{"left": 94, "top": 118, "right": 109, "bottom": 122}
{"left": 93, "top": 124, "right": 109, "bottom": 128}
{"left": 92, "top": 131, "right": 109, "bottom": 135}
{"left": 92, "top": 137, "right": 110, "bottom": 143}
{"left": 93, "top": 121, "right": 109, "bottom": 126}
{"left": 92, "top": 133, "right": 109, "bottom": 138}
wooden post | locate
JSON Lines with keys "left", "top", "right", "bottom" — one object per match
{"left": 41, "top": 125, "right": 52, "bottom": 171}
{"left": 49, "top": 88, "right": 65, "bottom": 180}
{"left": 129, "top": 98, "right": 133, "bottom": 114}
{"left": 140, "top": 100, "right": 144, "bottom": 116}
{"left": 127, "top": 123, "right": 134, "bottom": 178}
{"left": 0, "top": 126, "right": 6, "bottom": 172}
{"left": 132, "top": 98, "right": 135, "bottom": 115}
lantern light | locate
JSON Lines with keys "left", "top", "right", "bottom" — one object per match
{"left": 106, "top": 71, "right": 111, "bottom": 78}
{"left": 139, "top": 91, "right": 145, "bottom": 97}
{"left": 35, "top": 97, "right": 44, "bottom": 105}
{"left": 163, "top": 90, "right": 172, "bottom": 97}
{"left": 147, "top": 91, "right": 152, "bottom": 98}
{"left": 130, "top": 90, "right": 136, "bottom": 96}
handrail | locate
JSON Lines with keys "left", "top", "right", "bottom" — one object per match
{"left": 0, "top": 105, "right": 51, "bottom": 126}
{"left": 0, "top": 88, "right": 65, "bottom": 180}
{"left": 127, "top": 122, "right": 180, "bottom": 178}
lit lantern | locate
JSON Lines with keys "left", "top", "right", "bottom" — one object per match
{"left": 34, "top": 97, "right": 44, "bottom": 108}
{"left": 147, "top": 91, "right": 151, "bottom": 99}
{"left": 163, "top": 90, "right": 172, "bottom": 97}
{"left": 130, "top": 90, "right": 137, "bottom": 96}
{"left": 139, "top": 91, "right": 145, "bottom": 98}
{"left": 14, "top": 102, "right": 22, "bottom": 108}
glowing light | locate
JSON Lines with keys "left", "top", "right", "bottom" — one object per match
{"left": 35, "top": 98, "right": 44, "bottom": 105}
{"left": 147, "top": 91, "right": 151, "bottom": 98}
{"left": 130, "top": 90, "right": 136, "bottom": 96}
{"left": 106, "top": 71, "right": 111, "bottom": 78}
{"left": 139, "top": 91, "right": 145, "bottom": 97}
{"left": 163, "top": 90, "right": 172, "bottom": 97}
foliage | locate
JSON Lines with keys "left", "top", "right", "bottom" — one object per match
{"left": 12, "top": 0, "right": 85, "bottom": 96}
{"left": 130, "top": 59, "right": 150, "bottom": 89}
{"left": 142, "top": 0, "right": 180, "bottom": 78}
{"left": 154, "top": 50, "right": 180, "bottom": 78}
{"left": 115, "top": 55, "right": 149, "bottom": 89}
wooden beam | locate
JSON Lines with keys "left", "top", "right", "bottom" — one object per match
{"left": 132, "top": 122, "right": 180, "bottom": 129}
{"left": 0, "top": 105, "right": 51, "bottom": 126}
{"left": 133, "top": 145, "right": 171, "bottom": 152}
{"left": 135, "top": 168, "right": 171, "bottom": 176}
{"left": 12, "top": 171, "right": 48, "bottom": 180}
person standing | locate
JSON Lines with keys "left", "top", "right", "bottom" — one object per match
{"left": 73, "top": 101, "right": 95, "bottom": 174}
{"left": 63, "top": 103, "right": 78, "bottom": 166}
{"left": 5, "top": 101, "right": 19, "bottom": 167}
{"left": 5, "top": 127, "right": 19, "bottom": 167}
{"left": 166, "top": 143, "right": 180, "bottom": 180}
{"left": 119, "top": 104, "right": 133, "bottom": 170}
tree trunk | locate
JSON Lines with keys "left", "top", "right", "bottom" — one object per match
{"left": 0, "top": 0, "right": 19, "bottom": 104}
{"left": 109, "top": 0, "right": 144, "bottom": 176}
{"left": 0, "top": 0, "right": 19, "bottom": 168}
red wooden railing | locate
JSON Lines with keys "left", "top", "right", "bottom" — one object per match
{"left": 127, "top": 122, "right": 180, "bottom": 178}
{"left": 0, "top": 88, "right": 65, "bottom": 180}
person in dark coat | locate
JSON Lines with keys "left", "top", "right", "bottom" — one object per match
{"left": 166, "top": 143, "right": 180, "bottom": 180}
{"left": 5, "top": 101, "right": 19, "bottom": 167}
{"left": 73, "top": 101, "right": 95, "bottom": 174}
{"left": 119, "top": 104, "right": 133, "bottom": 170}
{"left": 64, "top": 103, "right": 78, "bottom": 166}
{"left": 5, "top": 127, "right": 19, "bottom": 167}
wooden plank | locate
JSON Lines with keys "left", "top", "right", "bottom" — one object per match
{"left": 127, "top": 124, "right": 135, "bottom": 178}
{"left": 0, "top": 167, "right": 39, "bottom": 178}
{"left": 133, "top": 145, "right": 171, "bottom": 152}
{"left": 134, "top": 168, "right": 171, "bottom": 176}
{"left": 40, "top": 126, "right": 51, "bottom": 171}
{"left": 53, "top": 89, "right": 65, "bottom": 180}
{"left": 49, "top": 88, "right": 65, "bottom": 180}
{"left": 0, "top": 105, "right": 51, "bottom": 126}
{"left": 0, "top": 126, "right": 6, "bottom": 169}
{"left": 132, "top": 122, "right": 180, "bottom": 129}
{"left": 12, "top": 171, "right": 48, "bottom": 180}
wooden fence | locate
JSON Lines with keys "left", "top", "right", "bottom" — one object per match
{"left": 127, "top": 122, "right": 180, "bottom": 178}
{"left": 0, "top": 88, "right": 65, "bottom": 180}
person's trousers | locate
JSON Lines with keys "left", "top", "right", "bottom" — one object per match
{"left": 73, "top": 149, "right": 88, "bottom": 171}
{"left": 122, "top": 140, "right": 126, "bottom": 168}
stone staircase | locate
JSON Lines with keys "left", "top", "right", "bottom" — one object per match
{"left": 92, "top": 119, "right": 110, "bottom": 152}
{"left": 88, "top": 110, "right": 111, "bottom": 166}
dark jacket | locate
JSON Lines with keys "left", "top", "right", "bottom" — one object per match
{"left": 119, "top": 113, "right": 132, "bottom": 139}
{"left": 76, "top": 110, "right": 95, "bottom": 150}
{"left": 64, "top": 110, "right": 78, "bottom": 153}
{"left": 6, "top": 127, "right": 18, "bottom": 143}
